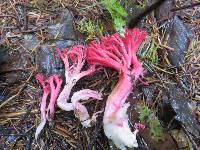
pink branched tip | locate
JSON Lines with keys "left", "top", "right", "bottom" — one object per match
{"left": 56, "top": 45, "right": 85, "bottom": 75}
{"left": 68, "top": 45, "right": 87, "bottom": 74}
{"left": 35, "top": 73, "right": 62, "bottom": 139}
{"left": 79, "top": 65, "right": 96, "bottom": 79}
{"left": 87, "top": 28, "right": 147, "bottom": 78}
{"left": 134, "top": 123, "right": 145, "bottom": 130}
{"left": 123, "top": 28, "right": 147, "bottom": 54}
{"left": 69, "top": 45, "right": 86, "bottom": 62}
{"left": 36, "top": 73, "right": 50, "bottom": 120}
{"left": 46, "top": 75, "right": 63, "bottom": 121}
{"left": 35, "top": 73, "right": 50, "bottom": 139}
{"left": 36, "top": 73, "right": 50, "bottom": 92}
{"left": 56, "top": 48, "right": 70, "bottom": 70}
{"left": 36, "top": 73, "right": 45, "bottom": 83}
{"left": 87, "top": 40, "right": 123, "bottom": 71}
{"left": 57, "top": 45, "right": 96, "bottom": 83}
{"left": 87, "top": 28, "right": 147, "bottom": 149}
{"left": 124, "top": 28, "right": 147, "bottom": 79}
{"left": 56, "top": 45, "right": 100, "bottom": 127}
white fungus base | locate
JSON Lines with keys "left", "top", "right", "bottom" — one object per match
{"left": 103, "top": 103, "right": 139, "bottom": 150}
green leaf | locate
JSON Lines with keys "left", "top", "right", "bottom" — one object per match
{"left": 138, "top": 104, "right": 164, "bottom": 141}
{"left": 77, "top": 19, "right": 104, "bottom": 40}
{"left": 101, "top": 0, "right": 127, "bottom": 34}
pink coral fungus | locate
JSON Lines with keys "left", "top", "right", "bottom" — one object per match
{"left": 35, "top": 73, "right": 62, "bottom": 139}
{"left": 56, "top": 45, "right": 102, "bottom": 127}
{"left": 87, "top": 28, "right": 147, "bottom": 149}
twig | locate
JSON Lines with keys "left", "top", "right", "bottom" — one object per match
{"left": 152, "top": 64, "right": 174, "bottom": 75}
{"left": 0, "top": 15, "right": 17, "bottom": 19}
{"left": 24, "top": 0, "right": 28, "bottom": 30}
{"left": 52, "top": 129, "right": 76, "bottom": 148}
{"left": 0, "top": 109, "right": 38, "bottom": 118}
{"left": 171, "top": 2, "right": 200, "bottom": 12}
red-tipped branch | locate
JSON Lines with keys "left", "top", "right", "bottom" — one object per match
{"left": 106, "top": 34, "right": 130, "bottom": 64}
{"left": 35, "top": 73, "right": 63, "bottom": 139}
{"left": 87, "top": 28, "right": 147, "bottom": 149}
{"left": 87, "top": 43, "right": 122, "bottom": 71}
{"left": 46, "top": 75, "right": 63, "bottom": 121}
{"left": 35, "top": 73, "right": 50, "bottom": 139}
{"left": 56, "top": 45, "right": 102, "bottom": 127}
{"left": 56, "top": 48, "right": 70, "bottom": 71}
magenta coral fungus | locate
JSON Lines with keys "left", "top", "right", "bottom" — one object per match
{"left": 87, "top": 28, "right": 147, "bottom": 149}
{"left": 46, "top": 75, "right": 63, "bottom": 120}
{"left": 56, "top": 45, "right": 102, "bottom": 127}
{"left": 35, "top": 73, "right": 62, "bottom": 139}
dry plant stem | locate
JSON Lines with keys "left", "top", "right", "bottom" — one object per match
{"left": 0, "top": 109, "right": 38, "bottom": 118}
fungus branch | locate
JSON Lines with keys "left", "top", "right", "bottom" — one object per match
{"left": 56, "top": 45, "right": 102, "bottom": 127}
{"left": 35, "top": 73, "right": 62, "bottom": 139}
{"left": 87, "top": 28, "right": 147, "bottom": 149}
{"left": 46, "top": 75, "right": 62, "bottom": 120}
{"left": 71, "top": 89, "right": 102, "bottom": 127}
